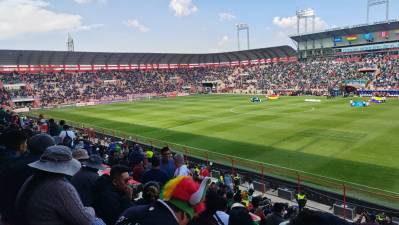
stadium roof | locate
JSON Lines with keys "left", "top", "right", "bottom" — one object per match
{"left": 0, "top": 46, "right": 296, "bottom": 65}
{"left": 290, "top": 19, "right": 399, "bottom": 42}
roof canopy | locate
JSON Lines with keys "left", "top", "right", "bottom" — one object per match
{"left": 0, "top": 46, "right": 296, "bottom": 66}
{"left": 290, "top": 20, "right": 399, "bottom": 42}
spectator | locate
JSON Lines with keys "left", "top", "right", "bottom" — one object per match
{"left": 59, "top": 125, "right": 76, "bottom": 148}
{"left": 71, "top": 154, "right": 104, "bottom": 207}
{"left": 174, "top": 154, "right": 191, "bottom": 177}
{"left": 72, "top": 148, "right": 90, "bottom": 163}
{"left": 160, "top": 146, "right": 176, "bottom": 179}
{"left": 132, "top": 159, "right": 145, "bottom": 181}
{"left": 265, "top": 203, "right": 286, "bottom": 225}
{"left": 134, "top": 181, "right": 160, "bottom": 205}
{"left": 15, "top": 145, "right": 105, "bottom": 225}
{"left": 116, "top": 176, "right": 211, "bottom": 225}
{"left": 93, "top": 164, "right": 133, "bottom": 225}
{"left": 228, "top": 203, "right": 254, "bottom": 225}
{"left": 141, "top": 156, "right": 169, "bottom": 186}
{"left": 0, "top": 129, "right": 28, "bottom": 164}
{"left": 0, "top": 133, "right": 55, "bottom": 225}
{"left": 48, "top": 118, "right": 61, "bottom": 136}
{"left": 288, "top": 208, "right": 350, "bottom": 225}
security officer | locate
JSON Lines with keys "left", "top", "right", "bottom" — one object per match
{"left": 296, "top": 192, "right": 307, "bottom": 211}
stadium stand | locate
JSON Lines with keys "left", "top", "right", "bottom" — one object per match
{"left": 0, "top": 54, "right": 398, "bottom": 108}
{"left": 1, "top": 28, "right": 399, "bottom": 225}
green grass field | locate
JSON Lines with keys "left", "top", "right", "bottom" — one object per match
{"left": 39, "top": 95, "right": 399, "bottom": 196}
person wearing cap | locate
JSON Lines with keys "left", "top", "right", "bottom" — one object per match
{"left": 72, "top": 148, "right": 90, "bottom": 163}
{"left": 229, "top": 203, "right": 256, "bottom": 225}
{"left": 116, "top": 176, "right": 211, "bottom": 225}
{"left": 0, "top": 133, "right": 55, "bottom": 225}
{"left": 141, "top": 155, "right": 169, "bottom": 187}
{"left": 15, "top": 145, "right": 105, "bottom": 225}
{"left": 71, "top": 154, "right": 104, "bottom": 207}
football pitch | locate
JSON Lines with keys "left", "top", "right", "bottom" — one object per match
{"left": 39, "top": 95, "right": 399, "bottom": 195}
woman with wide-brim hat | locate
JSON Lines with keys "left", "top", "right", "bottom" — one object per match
{"left": 16, "top": 145, "right": 105, "bottom": 225}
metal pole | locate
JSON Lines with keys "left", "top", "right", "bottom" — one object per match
{"left": 297, "top": 15, "right": 300, "bottom": 34}
{"left": 367, "top": 1, "right": 370, "bottom": 24}
{"left": 343, "top": 185, "right": 347, "bottom": 219}
{"left": 386, "top": 0, "right": 389, "bottom": 21}
{"left": 237, "top": 28, "right": 240, "bottom": 50}
{"left": 305, "top": 17, "right": 308, "bottom": 33}
{"left": 312, "top": 15, "right": 315, "bottom": 32}
{"left": 246, "top": 27, "right": 250, "bottom": 50}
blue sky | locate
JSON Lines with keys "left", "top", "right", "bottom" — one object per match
{"left": 0, "top": 0, "right": 398, "bottom": 53}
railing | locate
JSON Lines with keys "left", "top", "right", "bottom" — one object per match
{"left": 29, "top": 111, "right": 399, "bottom": 214}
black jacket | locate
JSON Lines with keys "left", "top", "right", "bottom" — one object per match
{"left": 93, "top": 175, "right": 133, "bottom": 225}
{"left": 265, "top": 213, "right": 285, "bottom": 225}
{"left": 0, "top": 152, "right": 40, "bottom": 224}
{"left": 115, "top": 200, "right": 178, "bottom": 225}
{"left": 71, "top": 167, "right": 99, "bottom": 207}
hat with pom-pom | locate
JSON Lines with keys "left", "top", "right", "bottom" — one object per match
{"left": 161, "top": 176, "right": 210, "bottom": 219}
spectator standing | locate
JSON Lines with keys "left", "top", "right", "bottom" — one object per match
{"left": 59, "top": 125, "right": 76, "bottom": 148}
{"left": 48, "top": 118, "right": 61, "bottom": 136}
{"left": 160, "top": 146, "right": 176, "bottom": 179}
{"left": 141, "top": 156, "right": 169, "bottom": 187}
{"left": 174, "top": 154, "right": 191, "bottom": 177}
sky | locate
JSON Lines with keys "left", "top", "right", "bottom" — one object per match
{"left": 0, "top": 0, "right": 398, "bottom": 53}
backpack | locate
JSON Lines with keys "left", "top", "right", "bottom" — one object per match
{"left": 62, "top": 131, "right": 73, "bottom": 148}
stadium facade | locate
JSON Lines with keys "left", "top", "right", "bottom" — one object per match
{"left": 290, "top": 19, "right": 399, "bottom": 59}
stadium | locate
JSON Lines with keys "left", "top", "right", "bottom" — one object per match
{"left": 0, "top": 1, "right": 399, "bottom": 225}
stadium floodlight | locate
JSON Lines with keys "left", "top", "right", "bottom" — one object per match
{"left": 236, "top": 23, "right": 250, "bottom": 50}
{"left": 66, "top": 33, "right": 74, "bottom": 52}
{"left": 367, "top": 0, "right": 389, "bottom": 24}
{"left": 296, "top": 8, "right": 316, "bottom": 34}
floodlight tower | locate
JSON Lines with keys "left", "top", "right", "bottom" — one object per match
{"left": 367, "top": 0, "right": 389, "bottom": 24}
{"left": 236, "top": 23, "right": 250, "bottom": 50}
{"left": 66, "top": 33, "right": 74, "bottom": 52}
{"left": 296, "top": 8, "right": 316, "bottom": 34}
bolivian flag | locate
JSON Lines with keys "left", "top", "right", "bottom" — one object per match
{"left": 346, "top": 35, "right": 358, "bottom": 41}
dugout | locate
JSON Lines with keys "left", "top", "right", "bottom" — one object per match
{"left": 201, "top": 81, "right": 219, "bottom": 93}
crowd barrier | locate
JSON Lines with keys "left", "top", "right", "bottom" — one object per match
{"left": 28, "top": 112, "right": 399, "bottom": 217}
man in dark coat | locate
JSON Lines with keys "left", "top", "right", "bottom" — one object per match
{"left": 93, "top": 164, "right": 133, "bottom": 225}
{"left": 0, "top": 133, "right": 55, "bottom": 225}
{"left": 265, "top": 203, "right": 287, "bottom": 225}
{"left": 71, "top": 154, "right": 104, "bottom": 207}
{"left": 141, "top": 156, "right": 169, "bottom": 187}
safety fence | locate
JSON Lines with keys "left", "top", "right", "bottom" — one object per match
{"left": 29, "top": 112, "right": 399, "bottom": 217}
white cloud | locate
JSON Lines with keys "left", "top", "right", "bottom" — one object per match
{"left": 169, "top": 0, "right": 198, "bottom": 17}
{"left": 0, "top": 0, "right": 97, "bottom": 39}
{"left": 272, "top": 15, "right": 328, "bottom": 32}
{"left": 218, "top": 35, "right": 230, "bottom": 47}
{"left": 123, "top": 20, "right": 150, "bottom": 32}
{"left": 73, "top": 23, "right": 104, "bottom": 31}
{"left": 219, "top": 12, "right": 236, "bottom": 21}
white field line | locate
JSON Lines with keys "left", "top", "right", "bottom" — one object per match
{"left": 36, "top": 112, "right": 399, "bottom": 197}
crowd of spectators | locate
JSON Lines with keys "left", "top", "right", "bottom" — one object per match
{"left": 0, "top": 55, "right": 398, "bottom": 107}
{"left": 0, "top": 108, "right": 396, "bottom": 225}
